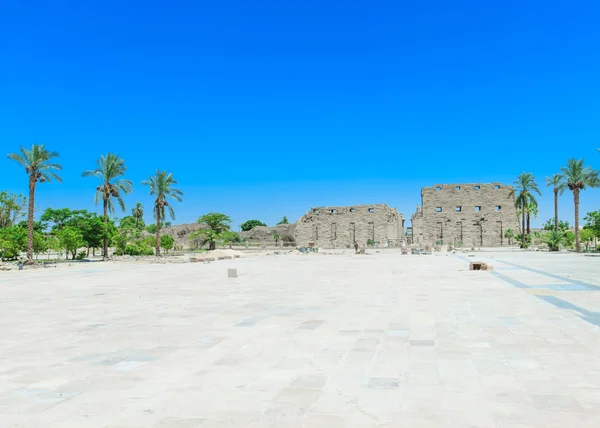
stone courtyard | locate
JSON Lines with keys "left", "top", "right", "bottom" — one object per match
{"left": 1, "top": 251, "right": 600, "bottom": 427}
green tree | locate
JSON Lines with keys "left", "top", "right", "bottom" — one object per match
{"left": 142, "top": 235, "right": 157, "bottom": 248}
{"left": 193, "top": 213, "right": 232, "bottom": 250}
{"left": 82, "top": 153, "right": 133, "bottom": 261}
{"left": 580, "top": 229, "right": 595, "bottom": 250}
{"left": 584, "top": 210, "right": 600, "bottom": 239}
{"left": 41, "top": 209, "right": 111, "bottom": 256}
{"left": 219, "top": 231, "right": 242, "bottom": 248}
{"left": 273, "top": 232, "right": 280, "bottom": 247}
{"left": 0, "top": 225, "right": 27, "bottom": 260}
{"left": 277, "top": 216, "right": 289, "bottom": 225}
{"left": 77, "top": 214, "right": 113, "bottom": 256}
{"left": 503, "top": 228, "right": 514, "bottom": 245}
{"left": 545, "top": 174, "right": 566, "bottom": 231}
{"left": 560, "top": 158, "right": 600, "bottom": 252}
{"left": 32, "top": 231, "right": 48, "bottom": 259}
{"left": 146, "top": 223, "right": 157, "bottom": 234}
{"left": 56, "top": 226, "right": 85, "bottom": 260}
{"left": 40, "top": 207, "right": 80, "bottom": 231}
{"left": 112, "top": 225, "right": 143, "bottom": 256}
{"left": 0, "top": 191, "right": 26, "bottom": 228}
{"left": 564, "top": 230, "right": 576, "bottom": 248}
{"left": 45, "top": 235, "right": 60, "bottom": 259}
{"left": 240, "top": 219, "right": 267, "bottom": 231}
{"left": 513, "top": 172, "right": 541, "bottom": 248}
{"left": 141, "top": 170, "right": 183, "bottom": 255}
{"left": 525, "top": 201, "right": 538, "bottom": 235}
{"left": 160, "top": 234, "right": 175, "bottom": 255}
{"left": 17, "top": 220, "right": 45, "bottom": 233}
{"left": 120, "top": 215, "right": 145, "bottom": 231}
{"left": 7, "top": 144, "right": 62, "bottom": 263}
{"left": 131, "top": 202, "right": 144, "bottom": 228}
{"left": 543, "top": 218, "right": 571, "bottom": 232}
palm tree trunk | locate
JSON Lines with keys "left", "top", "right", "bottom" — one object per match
{"left": 554, "top": 188, "right": 559, "bottom": 231}
{"left": 103, "top": 197, "right": 109, "bottom": 261}
{"left": 155, "top": 205, "right": 161, "bottom": 256}
{"left": 26, "top": 175, "right": 36, "bottom": 264}
{"left": 527, "top": 212, "right": 531, "bottom": 236}
{"left": 521, "top": 198, "right": 525, "bottom": 248}
{"left": 574, "top": 189, "right": 581, "bottom": 253}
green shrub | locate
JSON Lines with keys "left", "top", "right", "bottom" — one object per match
{"left": 75, "top": 251, "right": 86, "bottom": 260}
{"left": 124, "top": 242, "right": 154, "bottom": 256}
{"left": 541, "top": 230, "right": 566, "bottom": 251}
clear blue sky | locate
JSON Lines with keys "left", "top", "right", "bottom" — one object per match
{"left": 1, "top": 0, "right": 599, "bottom": 229}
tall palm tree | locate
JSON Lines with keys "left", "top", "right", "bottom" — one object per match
{"left": 513, "top": 172, "right": 541, "bottom": 248}
{"left": 545, "top": 174, "right": 566, "bottom": 231}
{"left": 82, "top": 153, "right": 133, "bottom": 261}
{"left": 132, "top": 202, "right": 144, "bottom": 228}
{"left": 525, "top": 201, "right": 539, "bottom": 235}
{"left": 141, "top": 170, "right": 183, "bottom": 255}
{"left": 7, "top": 145, "right": 62, "bottom": 264}
{"left": 560, "top": 158, "right": 600, "bottom": 252}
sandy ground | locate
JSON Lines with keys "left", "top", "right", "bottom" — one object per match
{"left": 1, "top": 250, "right": 600, "bottom": 427}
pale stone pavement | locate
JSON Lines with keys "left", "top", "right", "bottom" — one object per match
{"left": 1, "top": 250, "right": 600, "bottom": 427}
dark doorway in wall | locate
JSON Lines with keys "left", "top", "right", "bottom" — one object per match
{"left": 497, "top": 221, "right": 503, "bottom": 245}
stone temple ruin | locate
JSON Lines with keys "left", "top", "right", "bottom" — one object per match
{"left": 411, "top": 183, "right": 521, "bottom": 247}
{"left": 294, "top": 204, "right": 405, "bottom": 248}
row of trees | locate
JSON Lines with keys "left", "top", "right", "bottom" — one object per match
{"left": 7, "top": 145, "right": 182, "bottom": 263}
{"left": 514, "top": 152, "right": 600, "bottom": 252}
{"left": 0, "top": 203, "right": 180, "bottom": 260}
{"left": 4, "top": 144, "right": 599, "bottom": 261}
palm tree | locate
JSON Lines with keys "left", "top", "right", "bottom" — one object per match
{"left": 545, "top": 174, "right": 566, "bottom": 231}
{"left": 7, "top": 145, "right": 62, "bottom": 264}
{"left": 560, "top": 158, "right": 600, "bottom": 252}
{"left": 542, "top": 230, "right": 567, "bottom": 252}
{"left": 503, "top": 228, "right": 514, "bottom": 245}
{"left": 513, "top": 172, "right": 541, "bottom": 248}
{"left": 141, "top": 170, "right": 183, "bottom": 255}
{"left": 132, "top": 202, "right": 144, "bottom": 228}
{"left": 525, "top": 201, "right": 539, "bottom": 235}
{"left": 273, "top": 232, "right": 280, "bottom": 247}
{"left": 82, "top": 153, "right": 133, "bottom": 261}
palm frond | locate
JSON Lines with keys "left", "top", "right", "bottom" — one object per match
{"left": 106, "top": 198, "right": 116, "bottom": 216}
{"left": 94, "top": 190, "right": 103, "bottom": 205}
{"left": 81, "top": 170, "right": 101, "bottom": 178}
{"left": 527, "top": 194, "right": 538, "bottom": 206}
{"left": 20, "top": 146, "right": 32, "bottom": 163}
{"left": 41, "top": 171, "right": 63, "bottom": 183}
{"left": 43, "top": 162, "right": 63, "bottom": 171}
{"left": 83, "top": 153, "right": 131, "bottom": 209}
{"left": 7, "top": 152, "right": 27, "bottom": 167}
{"left": 116, "top": 196, "right": 126, "bottom": 212}
{"left": 114, "top": 179, "right": 134, "bottom": 194}
{"left": 167, "top": 204, "right": 176, "bottom": 220}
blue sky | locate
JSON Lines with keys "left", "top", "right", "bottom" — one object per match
{"left": 1, "top": 0, "right": 599, "bottom": 229}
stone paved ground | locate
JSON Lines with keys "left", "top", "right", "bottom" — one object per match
{"left": 1, "top": 250, "right": 600, "bottom": 427}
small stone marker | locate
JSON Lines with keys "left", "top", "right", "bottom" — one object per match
{"left": 470, "top": 262, "right": 484, "bottom": 270}
{"left": 469, "top": 262, "right": 493, "bottom": 271}
{"left": 227, "top": 268, "right": 238, "bottom": 278}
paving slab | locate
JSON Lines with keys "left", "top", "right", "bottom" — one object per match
{"left": 1, "top": 250, "right": 600, "bottom": 426}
